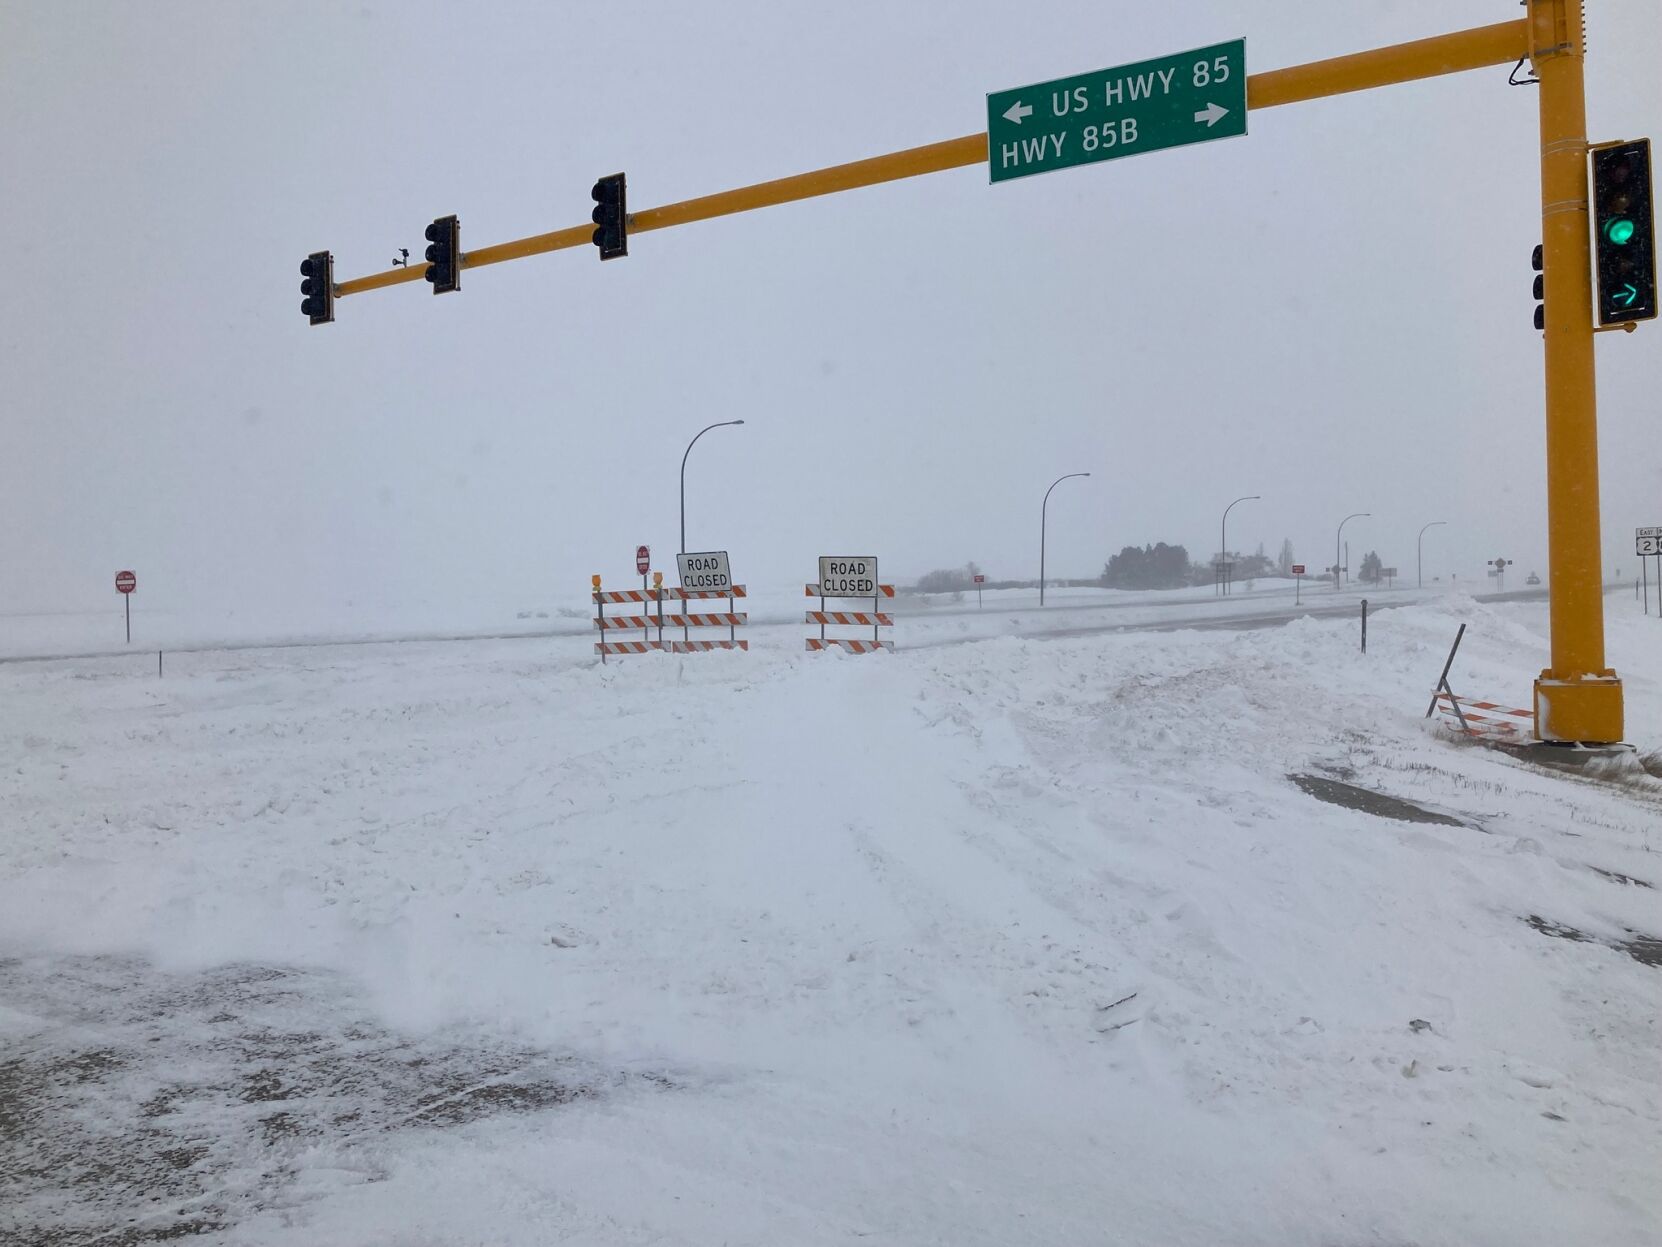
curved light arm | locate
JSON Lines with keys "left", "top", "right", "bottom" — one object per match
{"left": 682, "top": 419, "right": 745, "bottom": 479}
{"left": 1418, "top": 520, "right": 1447, "bottom": 541}
{"left": 1044, "top": 472, "right": 1092, "bottom": 510}
{"left": 1222, "top": 494, "right": 1261, "bottom": 534}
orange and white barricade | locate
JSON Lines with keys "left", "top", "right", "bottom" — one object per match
{"left": 663, "top": 585, "right": 749, "bottom": 653}
{"left": 593, "top": 573, "right": 668, "bottom": 660}
{"left": 805, "top": 581, "right": 895, "bottom": 653}
{"left": 1423, "top": 623, "right": 1537, "bottom": 743}
{"left": 1431, "top": 690, "right": 1536, "bottom": 741}
{"left": 592, "top": 573, "right": 748, "bottom": 659}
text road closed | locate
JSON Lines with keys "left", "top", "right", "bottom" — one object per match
{"left": 678, "top": 551, "right": 732, "bottom": 592}
{"left": 819, "top": 556, "right": 877, "bottom": 596}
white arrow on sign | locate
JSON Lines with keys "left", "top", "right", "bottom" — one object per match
{"left": 1194, "top": 101, "right": 1230, "bottom": 127}
{"left": 1002, "top": 100, "right": 1033, "bottom": 125}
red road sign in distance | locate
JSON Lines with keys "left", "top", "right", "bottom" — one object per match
{"left": 115, "top": 570, "right": 136, "bottom": 594}
{"left": 636, "top": 545, "right": 650, "bottom": 575}
{"left": 973, "top": 574, "right": 986, "bottom": 584}
{"left": 1291, "top": 564, "right": 1305, "bottom": 575}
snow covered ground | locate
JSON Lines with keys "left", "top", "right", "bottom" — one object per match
{"left": 2, "top": 595, "right": 1659, "bottom": 1245}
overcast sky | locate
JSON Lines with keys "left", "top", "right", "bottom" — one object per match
{"left": 3, "top": 0, "right": 1659, "bottom": 620}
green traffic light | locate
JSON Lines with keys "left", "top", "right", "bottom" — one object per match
{"left": 1602, "top": 217, "right": 1636, "bottom": 245}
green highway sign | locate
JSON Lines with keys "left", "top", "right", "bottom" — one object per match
{"left": 987, "top": 40, "right": 1247, "bottom": 184}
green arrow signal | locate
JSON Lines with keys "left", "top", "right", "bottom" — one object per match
{"left": 1615, "top": 282, "right": 1639, "bottom": 307}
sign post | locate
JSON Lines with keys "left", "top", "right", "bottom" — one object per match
{"left": 1639, "top": 529, "right": 1661, "bottom": 615}
{"left": 1489, "top": 557, "right": 1511, "bottom": 593}
{"left": 974, "top": 572, "right": 986, "bottom": 609}
{"left": 987, "top": 40, "right": 1247, "bottom": 185}
{"left": 1291, "top": 563, "right": 1305, "bottom": 606}
{"left": 115, "top": 570, "right": 136, "bottom": 643}
{"left": 636, "top": 543, "right": 651, "bottom": 599}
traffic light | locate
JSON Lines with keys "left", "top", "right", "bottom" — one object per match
{"left": 424, "top": 214, "right": 460, "bottom": 294}
{"left": 591, "top": 173, "right": 627, "bottom": 260}
{"left": 1531, "top": 243, "right": 1544, "bottom": 331}
{"left": 300, "top": 251, "right": 334, "bottom": 325}
{"left": 1590, "top": 139, "right": 1655, "bottom": 325}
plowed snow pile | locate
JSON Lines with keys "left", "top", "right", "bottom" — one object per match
{"left": 2, "top": 597, "right": 1658, "bottom": 1245}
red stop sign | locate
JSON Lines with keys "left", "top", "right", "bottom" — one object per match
{"left": 115, "top": 570, "right": 136, "bottom": 594}
{"left": 635, "top": 545, "right": 650, "bottom": 575}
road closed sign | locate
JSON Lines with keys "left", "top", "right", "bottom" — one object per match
{"left": 677, "top": 550, "right": 732, "bottom": 592}
{"left": 819, "top": 556, "right": 877, "bottom": 596}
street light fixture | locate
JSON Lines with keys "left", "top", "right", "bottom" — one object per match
{"left": 1040, "top": 472, "right": 1091, "bottom": 607}
{"left": 1219, "top": 495, "right": 1260, "bottom": 596}
{"left": 1417, "top": 520, "right": 1448, "bottom": 589}
{"left": 679, "top": 420, "right": 744, "bottom": 555}
{"left": 1336, "top": 512, "right": 1370, "bottom": 591}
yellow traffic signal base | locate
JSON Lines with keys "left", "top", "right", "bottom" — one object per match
{"left": 321, "top": 2, "right": 1634, "bottom": 744}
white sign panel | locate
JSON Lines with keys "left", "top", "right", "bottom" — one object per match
{"left": 677, "top": 550, "right": 732, "bottom": 592}
{"left": 1637, "top": 527, "right": 1662, "bottom": 557}
{"left": 818, "top": 556, "right": 878, "bottom": 597}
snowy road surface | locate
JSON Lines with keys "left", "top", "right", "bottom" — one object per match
{"left": 2, "top": 595, "right": 1659, "bottom": 1244}
{"left": 0, "top": 580, "right": 1544, "bottom": 664}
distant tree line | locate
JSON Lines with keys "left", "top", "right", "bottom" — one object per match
{"left": 912, "top": 539, "right": 1324, "bottom": 593}
{"left": 1100, "top": 543, "right": 1192, "bottom": 589}
{"left": 1099, "top": 541, "right": 1286, "bottom": 589}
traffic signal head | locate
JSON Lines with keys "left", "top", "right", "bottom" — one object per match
{"left": 423, "top": 214, "right": 461, "bottom": 294}
{"left": 300, "top": 251, "right": 334, "bottom": 325}
{"left": 1590, "top": 139, "right": 1655, "bottom": 324}
{"left": 591, "top": 173, "right": 627, "bottom": 260}
{"left": 1531, "top": 243, "right": 1544, "bottom": 331}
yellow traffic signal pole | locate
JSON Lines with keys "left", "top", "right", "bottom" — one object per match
{"left": 1528, "top": 0, "right": 1621, "bottom": 744}
{"left": 330, "top": 12, "right": 1629, "bottom": 743}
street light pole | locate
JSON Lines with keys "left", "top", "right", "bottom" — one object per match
{"left": 1040, "top": 472, "right": 1090, "bottom": 607}
{"left": 1417, "top": 520, "right": 1448, "bottom": 589}
{"left": 1219, "top": 495, "right": 1260, "bottom": 596}
{"left": 679, "top": 419, "right": 744, "bottom": 554}
{"left": 1336, "top": 512, "right": 1370, "bottom": 591}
